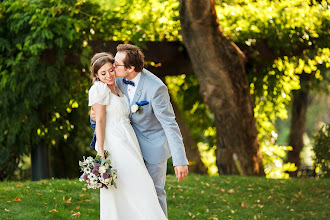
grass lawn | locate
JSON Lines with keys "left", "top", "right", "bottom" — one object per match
{"left": 0, "top": 174, "right": 329, "bottom": 219}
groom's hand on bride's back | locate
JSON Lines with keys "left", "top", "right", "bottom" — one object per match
{"left": 174, "top": 165, "right": 189, "bottom": 182}
{"left": 90, "top": 107, "right": 96, "bottom": 121}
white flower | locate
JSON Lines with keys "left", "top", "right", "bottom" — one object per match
{"left": 86, "top": 156, "right": 93, "bottom": 163}
{"left": 131, "top": 104, "right": 139, "bottom": 113}
{"left": 88, "top": 173, "right": 97, "bottom": 181}
{"left": 79, "top": 174, "right": 85, "bottom": 182}
{"left": 99, "top": 166, "right": 106, "bottom": 173}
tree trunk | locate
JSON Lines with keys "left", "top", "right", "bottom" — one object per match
{"left": 287, "top": 73, "right": 310, "bottom": 177}
{"left": 31, "top": 107, "right": 50, "bottom": 181}
{"left": 31, "top": 141, "right": 50, "bottom": 181}
{"left": 179, "top": 0, "right": 264, "bottom": 175}
{"left": 170, "top": 95, "right": 207, "bottom": 174}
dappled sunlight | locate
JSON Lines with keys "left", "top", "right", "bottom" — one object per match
{"left": 198, "top": 142, "right": 218, "bottom": 176}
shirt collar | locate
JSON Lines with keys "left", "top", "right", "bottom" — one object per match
{"left": 128, "top": 72, "right": 141, "bottom": 87}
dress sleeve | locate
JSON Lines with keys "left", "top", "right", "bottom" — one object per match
{"left": 88, "top": 81, "right": 111, "bottom": 106}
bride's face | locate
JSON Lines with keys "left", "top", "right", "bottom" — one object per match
{"left": 96, "top": 62, "right": 116, "bottom": 85}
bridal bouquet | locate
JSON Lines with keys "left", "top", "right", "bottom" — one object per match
{"left": 79, "top": 150, "right": 117, "bottom": 189}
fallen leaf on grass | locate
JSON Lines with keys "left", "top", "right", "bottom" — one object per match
{"left": 220, "top": 188, "right": 225, "bottom": 193}
{"left": 82, "top": 188, "right": 86, "bottom": 192}
{"left": 16, "top": 184, "right": 23, "bottom": 188}
{"left": 26, "top": 186, "right": 30, "bottom": 189}
{"left": 76, "top": 206, "right": 80, "bottom": 210}
{"left": 66, "top": 198, "right": 72, "bottom": 203}
{"left": 80, "top": 194, "right": 85, "bottom": 197}
{"left": 72, "top": 212, "right": 81, "bottom": 217}
{"left": 293, "top": 192, "right": 303, "bottom": 198}
{"left": 5, "top": 208, "right": 10, "bottom": 212}
{"left": 14, "top": 197, "right": 21, "bottom": 202}
{"left": 206, "top": 209, "right": 209, "bottom": 213}
{"left": 57, "top": 190, "right": 64, "bottom": 193}
{"left": 49, "top": 209, "right": 58, "bottom": 213}
{"left": 85, "top": 199, "right": 91, "bottom": 202}
{"left": 241, "top": 202, "right": 247, "bottom": 208}
{"left": 37, "top": 193, "right": 42, "bottom": 196}
{"left": 227, "top": 189, "right": 235, "bottom": 194}
{"left": 6, "top": 201, "right": 11, "bottom": 203}
{"left": 63, "top": 196, "right": 66, "bottom": 201}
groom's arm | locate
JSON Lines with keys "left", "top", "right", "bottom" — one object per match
{"left": 90, "top": 108, "right": 97, "bottom": 150}
{"left": 151, "top": 85, "right": 189, "bottom": 181}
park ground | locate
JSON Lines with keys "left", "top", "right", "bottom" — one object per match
{"left": 0, "top": 174, "right": 329, "bottom": 219}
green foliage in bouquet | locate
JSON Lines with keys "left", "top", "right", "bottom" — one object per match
{"left": 313, "top": 124, "right": 330, "bottom": 178}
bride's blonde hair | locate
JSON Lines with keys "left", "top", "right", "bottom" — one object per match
{"left": 90, "top": 52, "right": 114, "bottom": 83}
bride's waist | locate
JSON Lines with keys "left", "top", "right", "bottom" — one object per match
{"left": 106, "top": 117, "right": 130, "bottom": 124}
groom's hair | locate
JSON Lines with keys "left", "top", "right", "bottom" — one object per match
{"left": 117, "top": 44, "right": 144, "bottom": 73}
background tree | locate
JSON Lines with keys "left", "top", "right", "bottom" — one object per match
{"left": 214, "top": 0, "right": 329, "bottom": 177}
{"left": 0, "top": 0, "right": 102, "bottom": 180}
{"left": 179, "top": 0, "right": 264, "bottom": 175}
{"left": 1, "top": 0, "right": 328, "bottom": 179}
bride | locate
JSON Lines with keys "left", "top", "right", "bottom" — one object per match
{"left": 88, "top": 52, "right": 167, "bottom": 220}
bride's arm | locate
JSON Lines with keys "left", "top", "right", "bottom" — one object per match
{"left": 93, "top": 103, "right": 106, "bottom": 158}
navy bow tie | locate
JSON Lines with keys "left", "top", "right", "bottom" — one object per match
{"left": 123, "top": 78, "right": 135, "bottom": 86}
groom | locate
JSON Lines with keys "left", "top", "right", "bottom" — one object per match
{"left": 91, "top": 44, "right": 189, "bottom": 216}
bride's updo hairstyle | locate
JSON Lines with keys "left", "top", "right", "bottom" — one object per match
{"left": 90, "top": 52, "right": 115, "bottom": 83}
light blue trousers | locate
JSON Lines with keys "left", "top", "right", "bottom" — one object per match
{"left": 144, "top": 159, "right": 168, "bottom": 217}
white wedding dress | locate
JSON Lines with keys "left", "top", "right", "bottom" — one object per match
{"left": 88, "top": 81, "right": 167, "bottom": 220}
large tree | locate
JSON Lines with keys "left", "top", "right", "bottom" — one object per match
{"left": 179, "top": 0, "right": 264, "bottom": 175}
{"left": 0, "top": 0, "right": 101, "bottom": 180}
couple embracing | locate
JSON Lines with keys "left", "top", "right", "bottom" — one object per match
{"left": 88, "top": 43, "right": 189, "bottom": 219}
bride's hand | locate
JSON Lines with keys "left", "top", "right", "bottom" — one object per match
{"left": 97, "top": 151, "right": 105, "bottom": 159}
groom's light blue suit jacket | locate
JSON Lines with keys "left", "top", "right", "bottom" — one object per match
{"left": 116, "top": 69, "right": 189, "bottom": 166}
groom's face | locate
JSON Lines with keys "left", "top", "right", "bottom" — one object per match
{"left": 114, "top": 52, "right": 130, "bottom": 78}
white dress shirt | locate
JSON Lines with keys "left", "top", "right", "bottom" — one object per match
{"left": 126, "top": 72, "right": 141, "bottom": 104}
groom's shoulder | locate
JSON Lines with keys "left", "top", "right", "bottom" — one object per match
{"left": 116, "top": 77, "right": 124, "bottom": 83}
{"left": 142, "top": 68, "right": 166, "bottom": 88}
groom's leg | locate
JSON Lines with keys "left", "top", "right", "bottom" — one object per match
{"left": 144, "top": 159, "right": 168, "bottom": 217}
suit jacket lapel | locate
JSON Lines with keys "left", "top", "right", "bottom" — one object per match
{"left": 132, "top": 72, "right": 145, "bottom": 104}
{"left": 130, "top": 72, "right": 145, "bottom": 118}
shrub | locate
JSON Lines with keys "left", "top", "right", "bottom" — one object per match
{"left": 313, "top": 124, "right": 330, "bottom": 178}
